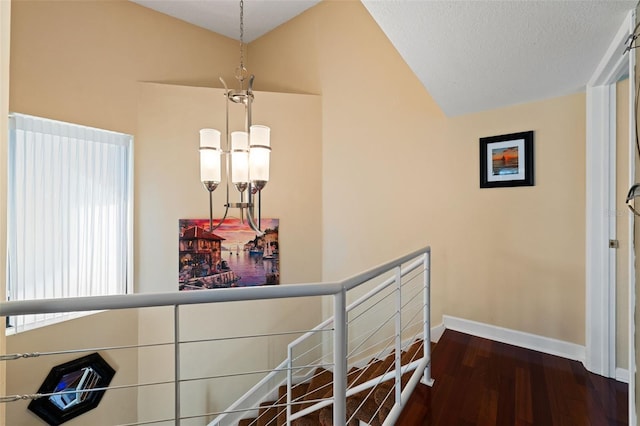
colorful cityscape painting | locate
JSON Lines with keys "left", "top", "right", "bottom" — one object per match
{"left": 178, "top": 218, "right": 279, "bottom": 291}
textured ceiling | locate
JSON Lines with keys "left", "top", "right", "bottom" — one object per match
{"left": 131, "top": 0, "right": 636, "bottom": 117}
{"left": 130, "top": 0, "right": 321, "bottom": 42}
{"left": 362, "top": 0, "right": 636, "bottom": 116}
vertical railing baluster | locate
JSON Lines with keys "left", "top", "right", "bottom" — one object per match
{"left": 174, "top": 305, "right": 181, "bottom": 425}
{"left": 423, "top": 251, "right": 434, "bottom": 386}
{"left": 394, "top": 265, "right": 402, "bottom": 406}
{"left": 286, "top": 344, "right": 293, "bottom": 426}
{"left": 333, "top": 289, "right": 347, "bottom": 426}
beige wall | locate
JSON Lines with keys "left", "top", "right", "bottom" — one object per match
{"left": 134, "top": 82, "right": 323, "bottom": 421}
{"left": 6, "top": 1, "right": 241, "bottom": 424}
{"left": 8, "top": 1, "right": 325, "bottom": 424}
{"left": 6, "top": 310, "right": 139, "bottom": 426}
{"left": 251, "top": 0, "right": 587, "bottom": 345}
{"left": 135, "top": 83, "right": 322, "bottom": 292}
{"left": 445, "top": 95, "right": 586, "bottom": 342}
{"left": 250, "top": 0, "right": 448, "bottom": 328}
{"left": 3, "top": 0, "right": 632, "bottom": 423}
{"left": 9, "top": 0, "right": 238, "bottom": 135}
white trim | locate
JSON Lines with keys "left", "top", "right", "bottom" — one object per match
{"left": 628, "top": 9, "right": 637, "bottom": 426}
{"left": 587, "top": 9, "right": 639, "bottom": 423}
{"left": 443, "top": 315, "right": 586, "bottom": 363}
{"left": 127, "top": 137, "right": 135, "bottom": 295}
{"left": 617, "top": 367, "right": 630, "bottom": 384}
{"left": 608, "top": 83, "right": 618, "bottom": 378}
{"left": 586, "top": 8, "right": 635, "bottom": 380}
{"left": 4, "top": 310, "right": 103, "bottom": 336}
{"left": 586, "top": 84, "right": 617, "bottom": 377}
{"left": 430, "top": 323, "right": 445, "bottom": 343}
{"left": 589, "top": 12, "right": 634, "bottom": 87}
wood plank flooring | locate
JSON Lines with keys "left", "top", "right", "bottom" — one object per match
{"left": 396, "top": 329, "right": 628, "bottom": 426}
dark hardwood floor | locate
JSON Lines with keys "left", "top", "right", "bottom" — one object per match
{"left": 396, "top": 329, "right": 628, "bottom": 426}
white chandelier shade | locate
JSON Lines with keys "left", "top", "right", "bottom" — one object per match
{"left": 249, "top": 124, "right": 271, "bottom": 185}
{"left": 231, "top": 131, "right": 250, "bottom": 185}
{"left": 199, "top": 125, "right": 271, "bottom": 187}
{"left": 199, "top": 128, "right": 222, "bottom": 185}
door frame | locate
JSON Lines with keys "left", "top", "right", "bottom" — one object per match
{"left": 585, "top": 8, "right": 635, "bottom": 424}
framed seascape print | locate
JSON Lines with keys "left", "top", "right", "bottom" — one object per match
{"left": 178, "top": 218, "right": 279, "bottom": 290}
{"left": 479, "top": 130, "right": 534, "bottom": 188}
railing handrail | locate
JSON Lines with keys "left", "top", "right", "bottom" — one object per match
{"left": 286, "top": 255, "right": 425, "bottom": 350}
{"left": 340, "top": 246, "right": 430, "bottom": 291}
{"left": 0, "top": 245, "right": 430, "bottom": 317}
{"left": 0, "top": 282, "right": 338, "bottom": 316}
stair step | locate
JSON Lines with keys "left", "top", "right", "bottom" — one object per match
{"left": 246, "top": 339, "right": 427, "bottom": 426}
{"left": 290, "top": 368, "right": 333, "bottom": 424}
{"left": 276, "top": 382, "right": 310, "bottom": 425}
{"left": 345, "top": 341, "right": 425, "bottom": 426}
{"left": 300, "top": 367, "right": 334, "bottom": 409}
{"left": 318, "top": 349, "right": 403, "bottom": 426}
{"left": 373, "top": 341, "right": 426, "bottom": 421}
{"left": 317, "top": 367, "right": 367, "bottom": 426}
{"left": 257, "top": 400, "right": 280, "bottom": 426}
{"left": 353, "top": 359, "right": 382, "bottom": 386}
{"left": 375, "top": 341, "right": 425, "bottom": 401}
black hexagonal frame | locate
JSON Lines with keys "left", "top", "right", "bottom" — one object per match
{"left": 28, "top": 352, "right": 115, "bottom": 425}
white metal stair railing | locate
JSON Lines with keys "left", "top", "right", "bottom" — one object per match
{"left": 0, "top": 245, "right": 432, "bottom": 426}
{"left": 215, "top": 247, "right": 433, "bottom": 426}
{"left": 288, "top": 253, "right": 432, "bottom": 426}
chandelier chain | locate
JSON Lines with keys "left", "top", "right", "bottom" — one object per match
{"left": 240, "top": 0, "right": 244, "bottom": 67}
{"left": 237, "top": 0, "right": 246, "bottom": 86}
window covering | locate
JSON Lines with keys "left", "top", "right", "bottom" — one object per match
{"left": 7, "top": 113, "right": 132, "bottom": 331}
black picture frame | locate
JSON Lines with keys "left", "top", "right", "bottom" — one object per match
{"left": 28, "top": 352, "right": 115, "bottom": 425}
{"left": 479, "top": 130, "right": 534, "bottom": 188}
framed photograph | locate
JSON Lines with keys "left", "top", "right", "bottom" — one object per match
{"left": 479, "top": 131, "right": 534, "bottom": 188}
{"left": 178, "top": 218, "right": 279, "bottom": 290}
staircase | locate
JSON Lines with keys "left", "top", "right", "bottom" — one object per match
{"left": 237, "top": 340, "right": 425, "bottom": 426}
{"left": 202, "top": 246, "right": 433, "bottom": 426}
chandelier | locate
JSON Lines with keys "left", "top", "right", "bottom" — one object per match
{"left": 199, "top": 0, "right": 271, "bottom": 236}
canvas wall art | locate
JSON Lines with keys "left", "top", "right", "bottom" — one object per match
{"left": 178, "top": 218, "right": 279, "bottom": 290}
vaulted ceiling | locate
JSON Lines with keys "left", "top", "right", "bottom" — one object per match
{"left": 131, "top": 0, "right": 636, "bottom": 116}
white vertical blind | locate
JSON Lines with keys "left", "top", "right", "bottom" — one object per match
{"left": 7, "top": 113, "right": 132, "bottom": 331}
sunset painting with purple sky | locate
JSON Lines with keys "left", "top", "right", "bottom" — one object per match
{"left": 178, "top": 218, "right": 279, "bottom": 289}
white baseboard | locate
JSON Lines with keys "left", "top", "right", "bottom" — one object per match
{"left": 430, "top": 323, "right": 445, "bottom": 342}
{"left": 616, "top": 367, "right": 629, "bottom": 383}
{"left": 442, "top": 315, "right": 586, "bottom": 363}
